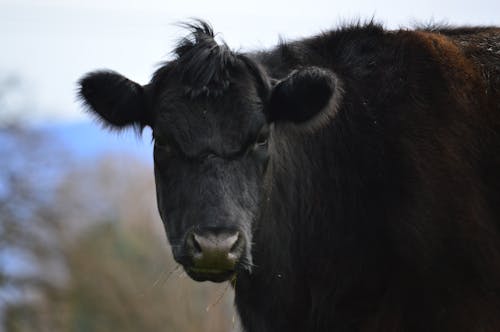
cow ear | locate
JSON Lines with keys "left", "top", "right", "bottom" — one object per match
{"left": 267, "top": 67, "right": 340, "bottom": 126}
{"left": 78, "top": 70, "right": 150, "bottom": 130}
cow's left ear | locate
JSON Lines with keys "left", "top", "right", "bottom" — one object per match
{"left": 78, "top": 70, "right": 151, "bottom": 130}
{"left": 266, "top": 67, "right": 340, "bottom": 126}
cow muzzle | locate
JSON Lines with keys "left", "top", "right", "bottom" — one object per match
{"left": 183, "top": 229, "right": 245, "bottom": 282}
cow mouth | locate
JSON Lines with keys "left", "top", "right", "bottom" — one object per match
{"left": 185, "top": 267, "right": 236, "bottom": 283}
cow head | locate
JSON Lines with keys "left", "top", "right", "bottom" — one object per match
{"left": 78, "top": 22, "right": 340, "bottom": 282}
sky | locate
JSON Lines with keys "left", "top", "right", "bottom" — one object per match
{"left": 0, "top": 0, "right": 499, "bottom": 125}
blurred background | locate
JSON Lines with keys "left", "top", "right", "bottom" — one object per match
{"left": 0, "top": 0, "right": 498, "bottom": 331}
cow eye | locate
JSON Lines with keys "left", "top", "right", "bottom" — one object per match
{"left": 254, "top": 127, "right": 269, "bottom": 148}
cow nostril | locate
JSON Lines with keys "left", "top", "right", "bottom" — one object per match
{"left": 190, "top": 233, "right": 203, "bottom": 254}
{"left": 225, "top": 232, "right": 240, "bottom": 252}
{"left": 229, "top": 233, "right": 243, "bottom": 257}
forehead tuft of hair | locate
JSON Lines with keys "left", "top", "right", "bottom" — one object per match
{"left": 168, "top": 20, "right": 238, "bottom": 98}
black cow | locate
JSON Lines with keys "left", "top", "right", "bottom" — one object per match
{"left": 79, "top": 21, "right": 500, "bottom": 331}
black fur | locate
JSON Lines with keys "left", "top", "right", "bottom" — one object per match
{"left": 268, "top": 66, "right": 339, "bottom": 123}
{"left": 79, "top": 21, "right": 500, "bottom": 332}
{"left": 78, "top": 70, "right": 150, "bottom": 131}
{"left": 170, "top": 21, "right": 236, "bottom": 97}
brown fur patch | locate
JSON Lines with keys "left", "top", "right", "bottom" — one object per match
{"left": 413, "top": 31, "right": 485, "bottom": 107}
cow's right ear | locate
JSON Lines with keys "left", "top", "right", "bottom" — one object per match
{"left": 266, "top": 67, "right": 341, "bottom": 129}
{"left": 78, "top": 70, "right": 150, "bottom": 130}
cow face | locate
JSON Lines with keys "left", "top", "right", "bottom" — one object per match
{"left": 150, "top": 58, "right": 271, "bottom": 282}
{"left": 78, "top": 23, "right": 340, "bottom": 282}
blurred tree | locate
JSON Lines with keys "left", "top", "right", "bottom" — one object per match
{"left": 1, "top": 136, "right": 236, "bottom": 331}
{"left": 0, "top": 125, "right": 67, "bottom": 307}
